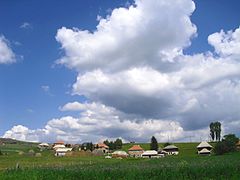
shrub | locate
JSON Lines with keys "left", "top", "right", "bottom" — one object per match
{"left": 214, "top": 134, "right": 238, "bottom": 155}
{"left": 214, "top": 141, "right": 228, "bottom": 155}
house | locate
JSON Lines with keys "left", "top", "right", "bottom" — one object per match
{"left": 95, "top": 143, "right": 109, "bottom": 153}
{"left": 53, "top": 144, "right": 65, "bottom": 150}
{"left": 112, "top": 150, "right": 128, "bottom": 158}
{"left": 236, "top": 140, "right": 240, "bottom": 150}
{"left": 38, "top": 143, "right": 49, "bottom": 148}
{"left": 38, "top": 143, "right": 49, "bottom": 151}
{"left": 55, "top": 147, "right": 72, "bottom": 157}
{"left": 157, "top": 147, "right": 166, "bottom": 156}
{"left": 128, "top": 145, "right": 144, "bottom": 157}
{"left": 163, "top": 145, "right": 179, "bottom": 155}
{"left": 92, "top": 149, "right": 104, "bottom": 156}
{"left": 54, "top": 141, "right": 65, "bottom": 146}
{"left": 198, "top": 148, "right": 211, "bottom": 155}
{"left": 141, "top": 150, "right": 158, "bottom": 158}
{"left": 197, "top": 142, "right": 212, "bottom": 154}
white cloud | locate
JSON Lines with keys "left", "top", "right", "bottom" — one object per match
{"left": 20, "top": 22, "right": 32, "bottom": 29}
{"left": 56, "top": 0, "right": 196, "bottom": 72}
{"left": 4, "top": 0, "right": 240, "bottom": 143}
{"left": 208, "top": 27, "right": 240, "bottom": 57}
{"left": 3, "top": 125, "right": 45, "bottom": 142}
{"left": 3, "top": 102, "right": 210, "bottom": 143}
{"left": 54, "top": 0, "right": 240, "bottom": 138}
{"left": 41, "top": 85, "right": 54, "bottom": 96}
{"left": 41, "top": 85, "right": 50, "bottom": 92}
{"left": 0, "top": 35, "right": 16, "bottom": 64}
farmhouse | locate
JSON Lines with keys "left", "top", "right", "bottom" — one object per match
{"left": 53, "top": 144, "right": 65, "bottom": 150}
{"left": 198, "top": 148, "right": 211, "bottom": 155}
{"left": 163, "top": 145, "right": 179, "bottom": 155}
{"left": 236, "top": 140, "right": 240, "bottom": 150}
{"left": 197, "top": 142, "right": 212, "bottom": 154}
{"left": 38, "top": 143, "right": 49, "bottom": 148}
{"left": 112, "top": 150, "right": 128, "bottom": 158}
{"left": 95, "top": 143, "right": 109, "bottom": 153}
{"left": 55, "top": 147, "right": 72, "bottom": 157}
{"left": 38, "top": 143, "right": 49, "bottom": 151}
{"left": 141, "top": 150, "right": 158, "bottom": 158}
{"left": 128, "top": 145, "right": 144, "bottom": 157}
{"left": 54, "top": 141, "right": 65, "bottom": 145}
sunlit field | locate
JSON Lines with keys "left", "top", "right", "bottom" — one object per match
{"left": 0, "top": 142, "right": 239, "bottom": 179}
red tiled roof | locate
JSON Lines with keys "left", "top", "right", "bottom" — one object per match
{"left": 128, "top": 145, "right": 144, "bottom": 151}
{"left": 97, "top": 143, "right": 109, "bottom": 149}
{"left": 55, "top": 141, "right": 64, "bottom": 145}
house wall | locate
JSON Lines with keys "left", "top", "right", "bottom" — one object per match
{"left": 128, "top": 150, "right": 143, "bottom": 157}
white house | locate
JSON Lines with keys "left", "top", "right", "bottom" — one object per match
{"left": 112, "top": 150, "right": 128, "bottom": 158}
{"left": 198, "top": 148, "right": 211, "bottom": 155}
{"left": 38, "top": 143, "right": 49, "bottom": 148}
{"left": 197, "top": 142, "right": 212, "bottom": 155}
{"left": 53, "top": 144, "right": 66, "bottom": 150}
{"left": 128, "top": 145, "right": 144, "bottom": 157}
{"left": 141, "top": 150, "right": 158, "bottom": 158}
{"left": 55, "top": 148, "right": 72, "bottom": 157}
{"left": 95, "top": 143, "right": 109, "bottom": 153}
{"left": 163, "top": 145, "right": 179, "bottom": 155}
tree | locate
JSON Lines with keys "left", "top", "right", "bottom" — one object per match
{"left": 215, "top": 122, "right": 221, "bottom": 141}
{"left": 214, "top": 134, "right": 238, "bottom": 155}
{"left": 214, "top": 141, "right": 228, "bottom": 155}
{"left": 150, "top": 136, "right": 158, "bottom": 151}
{"left": 103, "top": 139, "right": 123, "bottom": 150}
{"left": 82, "top": 142, "right": 94, "bottom": 151}
{"left": 222, "top": 134, "right": 238, "bottom": 152}
{"left": 209, "top": 121, "right": 221, "bottom": 141}
{"left": 103, "top": 140, "right": 110, "bottom": 147}
{"left": 210, "top": 122, "right": 215, "bottom": 141}
{"left": 114, "top": 138, "right": 123, "bottom": 149}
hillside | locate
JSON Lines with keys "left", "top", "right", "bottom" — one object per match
{"left": 0, "top": 138, "right": 38, "bottom": 154}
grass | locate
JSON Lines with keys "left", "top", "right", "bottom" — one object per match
{"left": 0, "top": 142, "right": 239, "bottom": 179}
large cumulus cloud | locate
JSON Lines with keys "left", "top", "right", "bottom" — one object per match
{"left": 55, "top": 0, "right": 240, "bottom": 133}
{"left": 3, "top": 0, "right": 240, "bottom": 142}
{"left": 55, "top": 0, "right": 196, "bottom": 72}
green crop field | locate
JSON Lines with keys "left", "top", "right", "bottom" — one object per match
{"left": 0, "top": 141, "right": 239, "bottom": 179}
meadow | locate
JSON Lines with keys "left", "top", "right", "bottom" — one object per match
{"left": 0, "top": 141, "right": 239, "bottom": 179}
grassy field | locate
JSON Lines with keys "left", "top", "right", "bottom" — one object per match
{"left": 0, "top": 141, "right": 239, "bottom": 179}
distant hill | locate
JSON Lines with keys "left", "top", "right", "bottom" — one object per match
{"left": 0, "top": 138, "right": 38, "bottom": 145}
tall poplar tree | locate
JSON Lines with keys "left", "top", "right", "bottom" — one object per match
{"left": 150, "top": 136, "right": 158, "bottom": 151}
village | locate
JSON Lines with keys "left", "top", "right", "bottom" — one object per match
{"left": 37, "top": 140, "right": 217, "bottom": 158}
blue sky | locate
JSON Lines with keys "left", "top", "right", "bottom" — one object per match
{"left": 0, "top": 0, "right": 240, "bottom": 143}
{"left": 0, "top": 0, "right": 128, "bottom": 132}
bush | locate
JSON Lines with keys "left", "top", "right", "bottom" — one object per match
{"left": 214, "top": 141, "right": 228, "bottom": 155}
{"left": 214, "top": 134, "right": 238, "bottom": 155}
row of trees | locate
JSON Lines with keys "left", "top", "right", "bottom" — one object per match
{"left": 209, "top": 122, "right": 239, "bottom": 155}
{"left": 103, "top": 138, "right": 123, "bottom": 150}
{"left": 210, "top": 121, "right": 221, "bottom": 141}
{"left": 80, "top": 138, "right": 123, "bottom": 151}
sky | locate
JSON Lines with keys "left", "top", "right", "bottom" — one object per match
{"left": 0, "top": 0, "right": 240, "bottom": 143}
